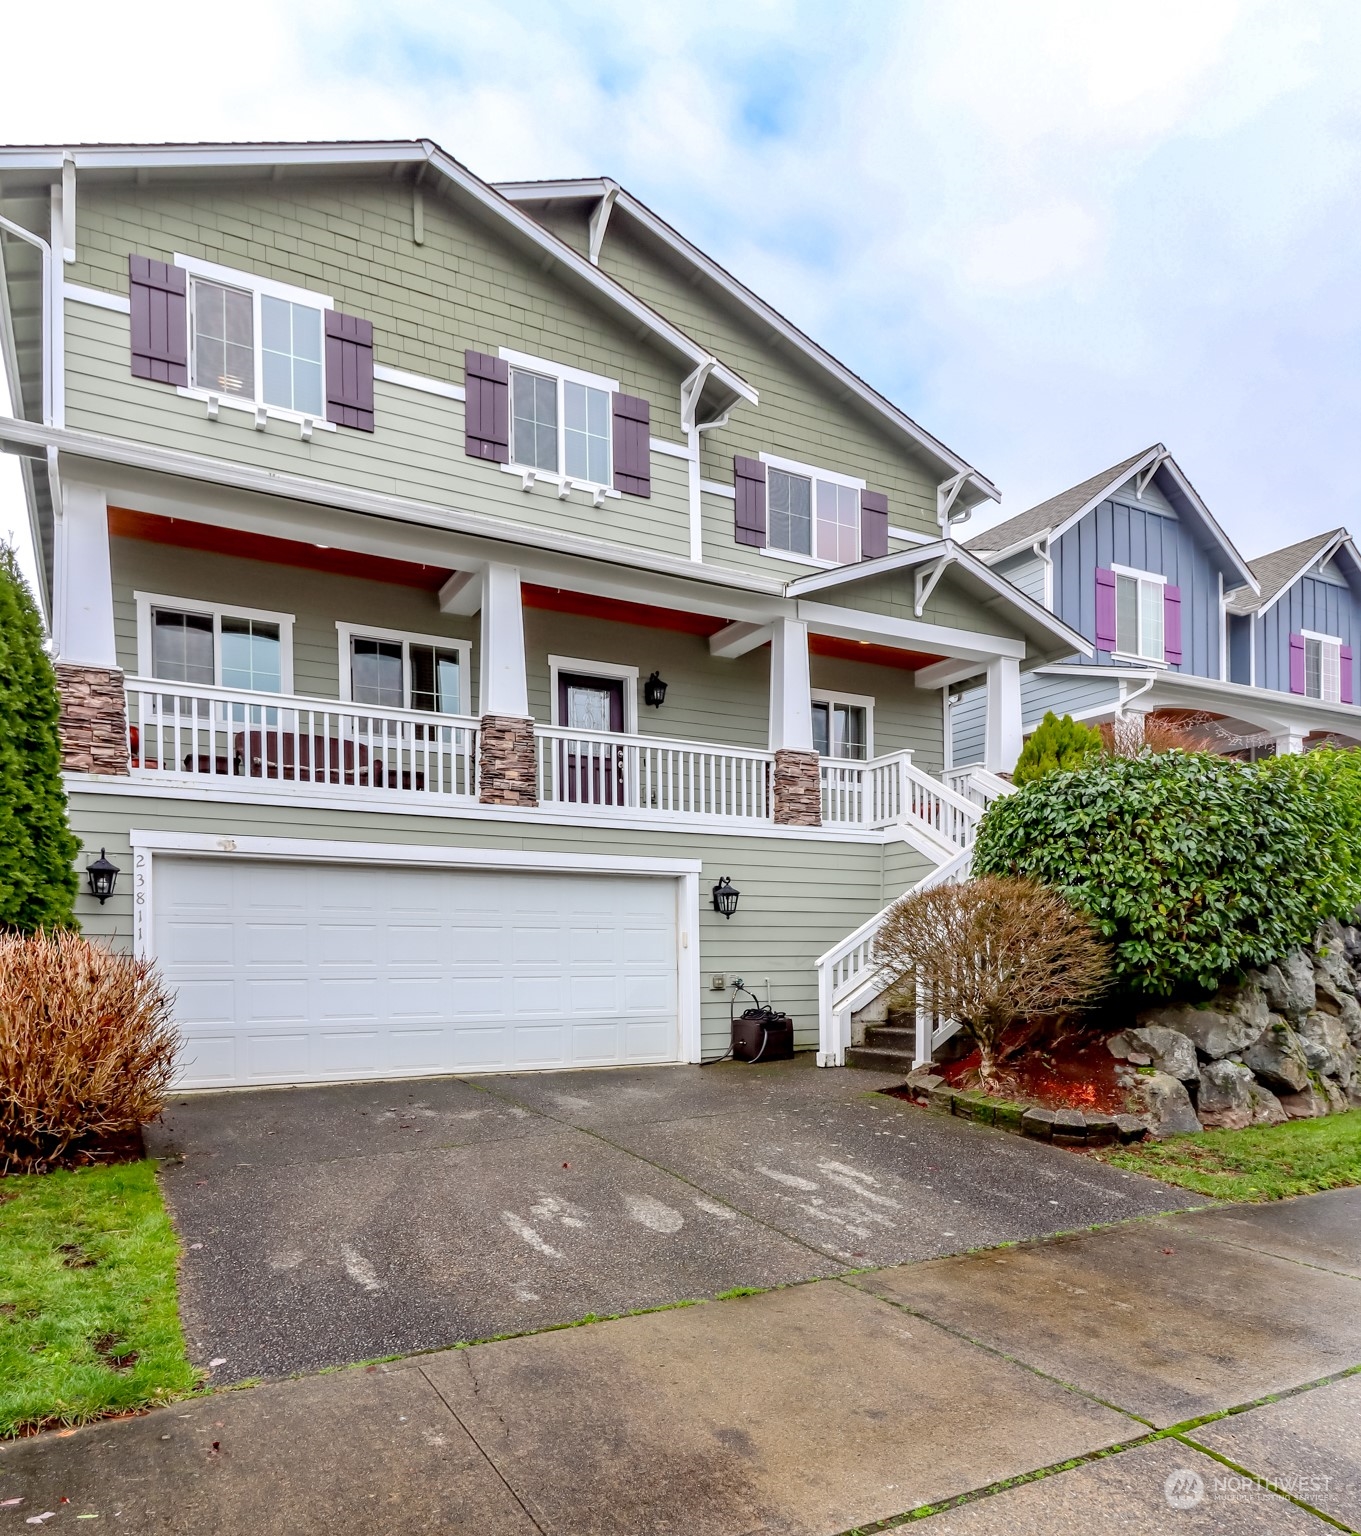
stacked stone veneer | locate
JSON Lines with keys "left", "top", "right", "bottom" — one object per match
{"left": 478, "top": 715, "right": 537, "bottom": 807}
{"left": 55, "top": 663, "right": 128, "bottom": 776}
{"left": 772, "top": 749, "right": 821, "bottom": 827}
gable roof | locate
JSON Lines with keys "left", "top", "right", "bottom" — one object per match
{"left": 1226, "top": 529, "right": 1359, "bottom": 616}
{"left": 967, "top": 443, "right": 1257, "bottom": 591}
{"left": 0, "top": 139, "right": 757, "bottom": 420}
{"left": 495, "top": 177, "right": 1000, "bottom": 513}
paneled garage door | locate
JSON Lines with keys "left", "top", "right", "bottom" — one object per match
{"left": 154, "top": 857, "right": 680, "bottom": 1088}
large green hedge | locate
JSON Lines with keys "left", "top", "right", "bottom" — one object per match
{"left": 972, "top": 748, "right": 1348, "bottom": 998}
{"left": 0, "top": 548, "right": 78, "bottom": 931}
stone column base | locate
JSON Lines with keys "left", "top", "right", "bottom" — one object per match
{"left": 55, "top": 663, "right": 129, "bottom": 776}
{"left": 478, "top": 715, "right": 538, "bottom": 807}
{"left": 773, "top": 748, "right": 822, "bottom": 826}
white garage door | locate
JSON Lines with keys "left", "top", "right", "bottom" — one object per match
{"left": 154, "top": 857, "right": 680, "bottom": 1088}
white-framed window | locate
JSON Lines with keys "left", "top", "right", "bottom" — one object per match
{"left": 548, "top": 655, "right": 639, "bottom": 735}
{"left": 499, "top": 348, "right": 618, "bottom": 491}
{"left": 811, "top": 688, "right": 873, "bottom": 760}
{"left": 335, "top": 624, "right": 471, "bottom": 715}
{"left": 1301, "top": 629, "right": 1343, "bottom": 702}
{"left": 174, "top": 254, "right": 335, "bottom": 428}
{"left": 134, "top": 591, "right": 295, "bottom": 693}
{"left": 1112, "top": 563, "right": 1166, "bottom": 663}
{"left": 759, "top": 453, "right": 865, "bottom": 567}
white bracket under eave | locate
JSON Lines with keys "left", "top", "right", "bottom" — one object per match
{"left": 1135, "top": 451, "right": 1168, "bottom": 499}
{"left": 205, "top": 395, "right": 220, "bottom": 422}
{"left": 914, "top": 555, "right": 952, "bottom": 617}
{"left": 936, "top": 471, "right": 972, "bottom": 531}
{"left": 299, "top": 417, "right": 314, "bottom": 442}
{"left": 518, "top": 468, "right": 536, "bottom": 492}
{"left": 680, "top": 359, "right": 717, "bottom": 434}
{"left": 254, "top": 405, "right": 268, "bottom": 432}
{"left": 558, "top": 478, "right": 574, "bottom": 501}
{"left": 588, "top": 181, "right": 621, "bottom": 267}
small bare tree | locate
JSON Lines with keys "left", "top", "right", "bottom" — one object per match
{"left": 873, "top": 876, "right": 1109, "bottom": 1087}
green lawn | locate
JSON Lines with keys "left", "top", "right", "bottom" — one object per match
{"left": 0, "top": 1160, "right": 200, "bottom": 1435}
{"left": 1101, "top": 1109, "right": 1361, "bottom": 1201}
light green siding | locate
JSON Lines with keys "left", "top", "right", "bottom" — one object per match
{"left": 824, "top": 566, "right": 1029, "bottom": 642}
{"left": 67, "top": 790, "right": 931, "bottom": 1057}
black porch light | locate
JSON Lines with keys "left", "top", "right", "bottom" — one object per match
{"left": 85, "top": 848, "right": 120, "bottom": 904}
{"left": 711, "top": 876, "right": 740, "bottom": 919}
{"left": 644, "top": 670, "right": 668, "bottom": 709}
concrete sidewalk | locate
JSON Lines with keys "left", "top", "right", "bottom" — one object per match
{"left": 2, "top": 1189, "right": 1359, "bottom": 1535}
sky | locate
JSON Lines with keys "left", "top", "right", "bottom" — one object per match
{"left": 2, "top": 0, "right": 1360, "bottom": 597}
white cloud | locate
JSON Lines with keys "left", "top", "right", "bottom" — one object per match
{"left": 1, "top": 0, "right": 1359, "bottom": 589}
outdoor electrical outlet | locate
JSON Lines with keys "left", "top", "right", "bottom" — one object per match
{"left": 710, "top": 973, "right": 726, "bottom": 990}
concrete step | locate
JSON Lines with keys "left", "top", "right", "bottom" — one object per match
{"left": 862, "top": 1025, "right": 918, "bottom": 1051}
{"left": 844, "top": 1045, "right": 917, "bottom": 1075}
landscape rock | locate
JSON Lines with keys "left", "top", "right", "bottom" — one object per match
{"left": 1020, "top": 1106, "right": 1056, "bottom": 1140}
{"left": 1112, "top": 1113, "right": 1148, "bottom": 1143}
{"left": 1255, "top": 950, "right": 1317, "bottom": 1021}
{"left": 1338, "top": 991, "right": 1361, "bottom": 1046}
{"left": 1082, "top": 1112, "right": 1118, "bottom": 1146}
{"left": 1298, "top": 1013, "right": 1353, "bottom": 1084}
{"left": 1322, "top": 1078, "right": 1351, "bottom": 1115}
{"left": 1197, "top": 1060, "right": 1259, "bottom": 1131}
{"left": 1313, "top": 930, "right": 1355, "bottom": 995}
{"left": 1313, "top": 970, "right": 1349, "bottom": 1016}
{"left": 1278, "top": 1083, "right": 1330, "bottom": 1119}
{"left": 1135, "top": 1071, "right": 1202, "bottom": 1138}
{"left": 1140, "top": 989, "right": 1266, "bottom": 1060}
{"left": 1245, "top": 1080, "right": 1289, "bottom": 1126}
{"left": 1051, "top": 1107, "right": 1087, "bottom": 1145}
{"left": 1118, "top": 1026, "right": 1199, "bottom": 1081}
{"left": 1240, "top": 1019, "right": 1311, "bottom": 1094}
{"left": 1340, "top": 924, "right": 1361, "bottom": 965}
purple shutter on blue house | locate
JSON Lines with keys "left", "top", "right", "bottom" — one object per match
{"left": 1095, "top": 568, "right": 1117, "bottom": 650}
{"left": 1163, "top": 585, "right": 1183, "bottom": 665}
{"left": 324, "top": 311, "right": 374, "bottom": 431}
{"left": 734, "top": 456, "right": 766, "bottom": 547}
{"left": 464, "top": 350, "right": 510, "bottom": 462}
{"left": 612, "top": 394, "right": 651, "bottom": 497}
{"left": 1342, "top": 645, "right": 1355, "bottom": 705}
{"left": 1289, "top": 633, "right": 1306, "bottom": 694}
{"left": 860, "top": 490, "right": 889, "bottom": 560}
{"left": 128, "top": 255, "right": 188, "bottom": 386}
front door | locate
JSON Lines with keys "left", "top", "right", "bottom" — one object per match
{"left": 557, "top": 672, "right": 626, "bottom": 805}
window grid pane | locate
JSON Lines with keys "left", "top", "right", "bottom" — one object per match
{"left": 409, "top": 645, "right": 462, "bottom": 713}
{"left": 768, "top": 469, "right": 812, "bottom": 556}
{"left": 511, "top": 369, "right": 559, "bottom": 472}
{"left": 151, "top": 610, "right": 215, "bottom": 685}
{"left": 1115, "top": 576, "right": 1138, "bottom": 655}
{"left": 1322, "top": 642, "right": 1341, "bottom": 702}
{"left": 811, "top": 701, "right": 830, "bottom": 757}
{"left": 834, "top": 703, "right": 867, "bottom": 760}
{"left": 815, "top": 481, "right": 859, "bottom": 564}
{"left": 1139, "top": 579, "right": 1164, "bottom": 661}
{"left": 219, "top": 617, "right": 282, "bottom": 693}
{"left": 564, "top": 381, "right": 611, "bottom": 484}
{"left": 191, "top": 279, "right": 253, "bottom": 397}
{"left": 260, "top": 295, "right": 323, "bottom": 416}
{"left": 1305, "top": 638, "right": 1323, "bottom": 699}
{"left": 351, "top": 637, "right": 404, "bottom": 707}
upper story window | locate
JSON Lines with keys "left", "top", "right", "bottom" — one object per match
{"left": 337, "top": 625, "right": 470, "bottom": 715}
{"left": 177, "top": 255, "right": 333, "bottom": 425}
{"left": 1302, "top": 631, "right": 1342, "bottom": 702}
{"left": 761, "top": 455, "right": 867, "bottom": 566}
{"left": 1113, "top": 564, "right": 1165, "bottom": 662}
{"left": 502, "top": 349, "right": 616, "bottom": 488}
{"left": 811, "top": 690, "right": 873, "bottom": 760}
{"left": 136, "top": 592, "right": 295, "bottom": 694}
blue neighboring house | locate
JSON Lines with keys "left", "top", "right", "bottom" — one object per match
{"left": 950, "top": 444, "right": 1361, "bottom": 765}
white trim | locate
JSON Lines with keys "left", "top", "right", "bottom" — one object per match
{"left": 1300, "top": 627, "right": 1344, "bottom": 645}
{"left": 651, "top": 438, "right": 694, "bottom": 461}
{"left": 758, "top": 547, "right": 838, "bottom": 571}
{"left": 1110, "top": 565, "right": 1167, "bottom": 664}
{"left": 65, "top": 283, "right": 130, "bottom": 314}
{"left": 549, "top": 654, "right": 640, "bottom": 733}
{"left": 811, "top": 687, "right": 875, "bottom": 760}
{"left": 1111, "top": 652, "right": 1169, "bottom": 670}
{"left": 758, "top": 451, "right": 866, "bottom": 491}
{"left": 889, "top": 526, "right": 936, "bottom": 545}
{"left": 798, "top": 599, "right": 1027, "bottom": 663}
{"left": 498, "top": 346, "right": 618, "bottom": 394}
{"left": 759, "top": 455, "right": 866, "bottom": 567}
{"left": 174, "top": 252, "right": 334, "bottom": 312}
{"left": 334, "top": 622, "right": 472, "bottom": 715}
{"left": 498, "top": 462, "right": 622, "bottom": 503}
{"left": 499, "top": 347, "right": 617, "bottom": 493}
{"left": 127, "top": 829, "right": 703, "bottom": 1062}
{"left": 133, "top": 589, "right": 295, "bottom": 692}
{"left": 372, "top": 364, "right": 465, "bottom": 401}
{"left": 1110, "top": 562, "right": 1166, "bottom": 584}
{"left": 700, "top": 479, "right": 736, "bottom": 499}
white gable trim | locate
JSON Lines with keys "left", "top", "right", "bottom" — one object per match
{"left": 1253, "top": 531, "right": 1360, "bottom": 621}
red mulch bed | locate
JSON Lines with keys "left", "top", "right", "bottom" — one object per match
{"left": 907, "top": 1029, "right": 1131, "bottom": 1115}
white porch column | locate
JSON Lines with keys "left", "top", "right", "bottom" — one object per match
{"left": 984, "top": 655, "right": 1023, "bottom": 773}
{"left": 1274, "top": 729, "right": 1307, "bottom": 756}
{"left": 768, "top": 618, "right": 813, "bottom": 752}
{"left": 478, "top": 562, "right": 529, "bottom": 719}
{"left": 52, "top": 481, "right": 116, "bottom": 667}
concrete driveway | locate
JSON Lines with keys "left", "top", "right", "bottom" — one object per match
{"left": 146, "top": 1055, "right": 1208, "bottom": 1379}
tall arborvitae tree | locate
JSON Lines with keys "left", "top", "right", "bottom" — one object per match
{"left": 1012, "top": 711, "right": 1104, "bottom": 786}
{"left": 0, "top": 547, "right": 78, "bottom": 930}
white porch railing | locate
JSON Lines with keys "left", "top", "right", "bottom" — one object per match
{"left": 125, "top": 681, "right": 480, "bottom": 800}
{"left": 815, "top": 847, "right": 971, "bottom": 1068}
{"left": 535, "top": 725, "right": 773, "bottom": 821}
{"left": 944, "top": 765, "right": 1016, "bottom": 809}
{"left": 822, "top": 753, "right": 983, "bottom": 851}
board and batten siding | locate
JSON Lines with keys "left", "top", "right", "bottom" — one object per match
{"left": 1050, "top": 478, "right": 1225, "bottom": 679}
{"left": 65, "top": 791, "right": 929, "bottom": 1058}
{"left": 1256, "top": 569, "right": 1361, "bottom": 698}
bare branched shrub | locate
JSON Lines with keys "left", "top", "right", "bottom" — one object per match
{"left": 0, "top": 932, "right": 180, "bottom": 1173}
{"left": 872, "top": 877, "right": 1110, "bottom": 1086}
{"left": 1100, "top": 711, "right": 1212, "bottom": 756}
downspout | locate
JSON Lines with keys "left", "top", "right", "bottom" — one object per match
{"left": 1031, "top": 538, "right": 1053, "bottom": 611}
{"left": 1116, "top": 674, "right": 1156, "bottom": 717}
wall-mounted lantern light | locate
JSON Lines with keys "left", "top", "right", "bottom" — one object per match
{"left": 711, "top": 876, "right": 740, "bottom": 919}
{"left": 644, "top": 670, "right": 668, "bottom": 709}
{"left": 85, "top": 849, "right": 121, "bottom": 904}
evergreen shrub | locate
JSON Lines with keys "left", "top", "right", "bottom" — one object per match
{"left": 1012, "top": 711, "right": 1104, "bottom": 785}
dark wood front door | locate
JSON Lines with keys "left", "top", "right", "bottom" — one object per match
{"left": 557, "top": 673, "right": 626, "bottom": 804}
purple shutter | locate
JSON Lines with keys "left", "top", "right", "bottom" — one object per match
{"left": 612, "top": 393, "right": 651, "bottom": 497}
{"left": 324, "top": 311, "right": 374, "bottom": 431}
{"left": 1342, "top": 645, "right": 1354, "bottom": 705}
{"left": 128, "top": 255, "right": 188, "bottom": 386}
{"left": 464, "top": 350, "right": 510, "bottom": 463}
{"left": 1095, "top": 568, "right": 1117, "bottom": 651}
{"left": 1289, "top": 633, "right": 1306, "bottom": 694}
{"left": 733, "top": 456, "right": 766, "bottom": 548}
{"left": 1163, "top": 585, "right": 1182, "bottom": 665}
{"left": 860, "top": 489, "right": 889, "bottom": 560}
